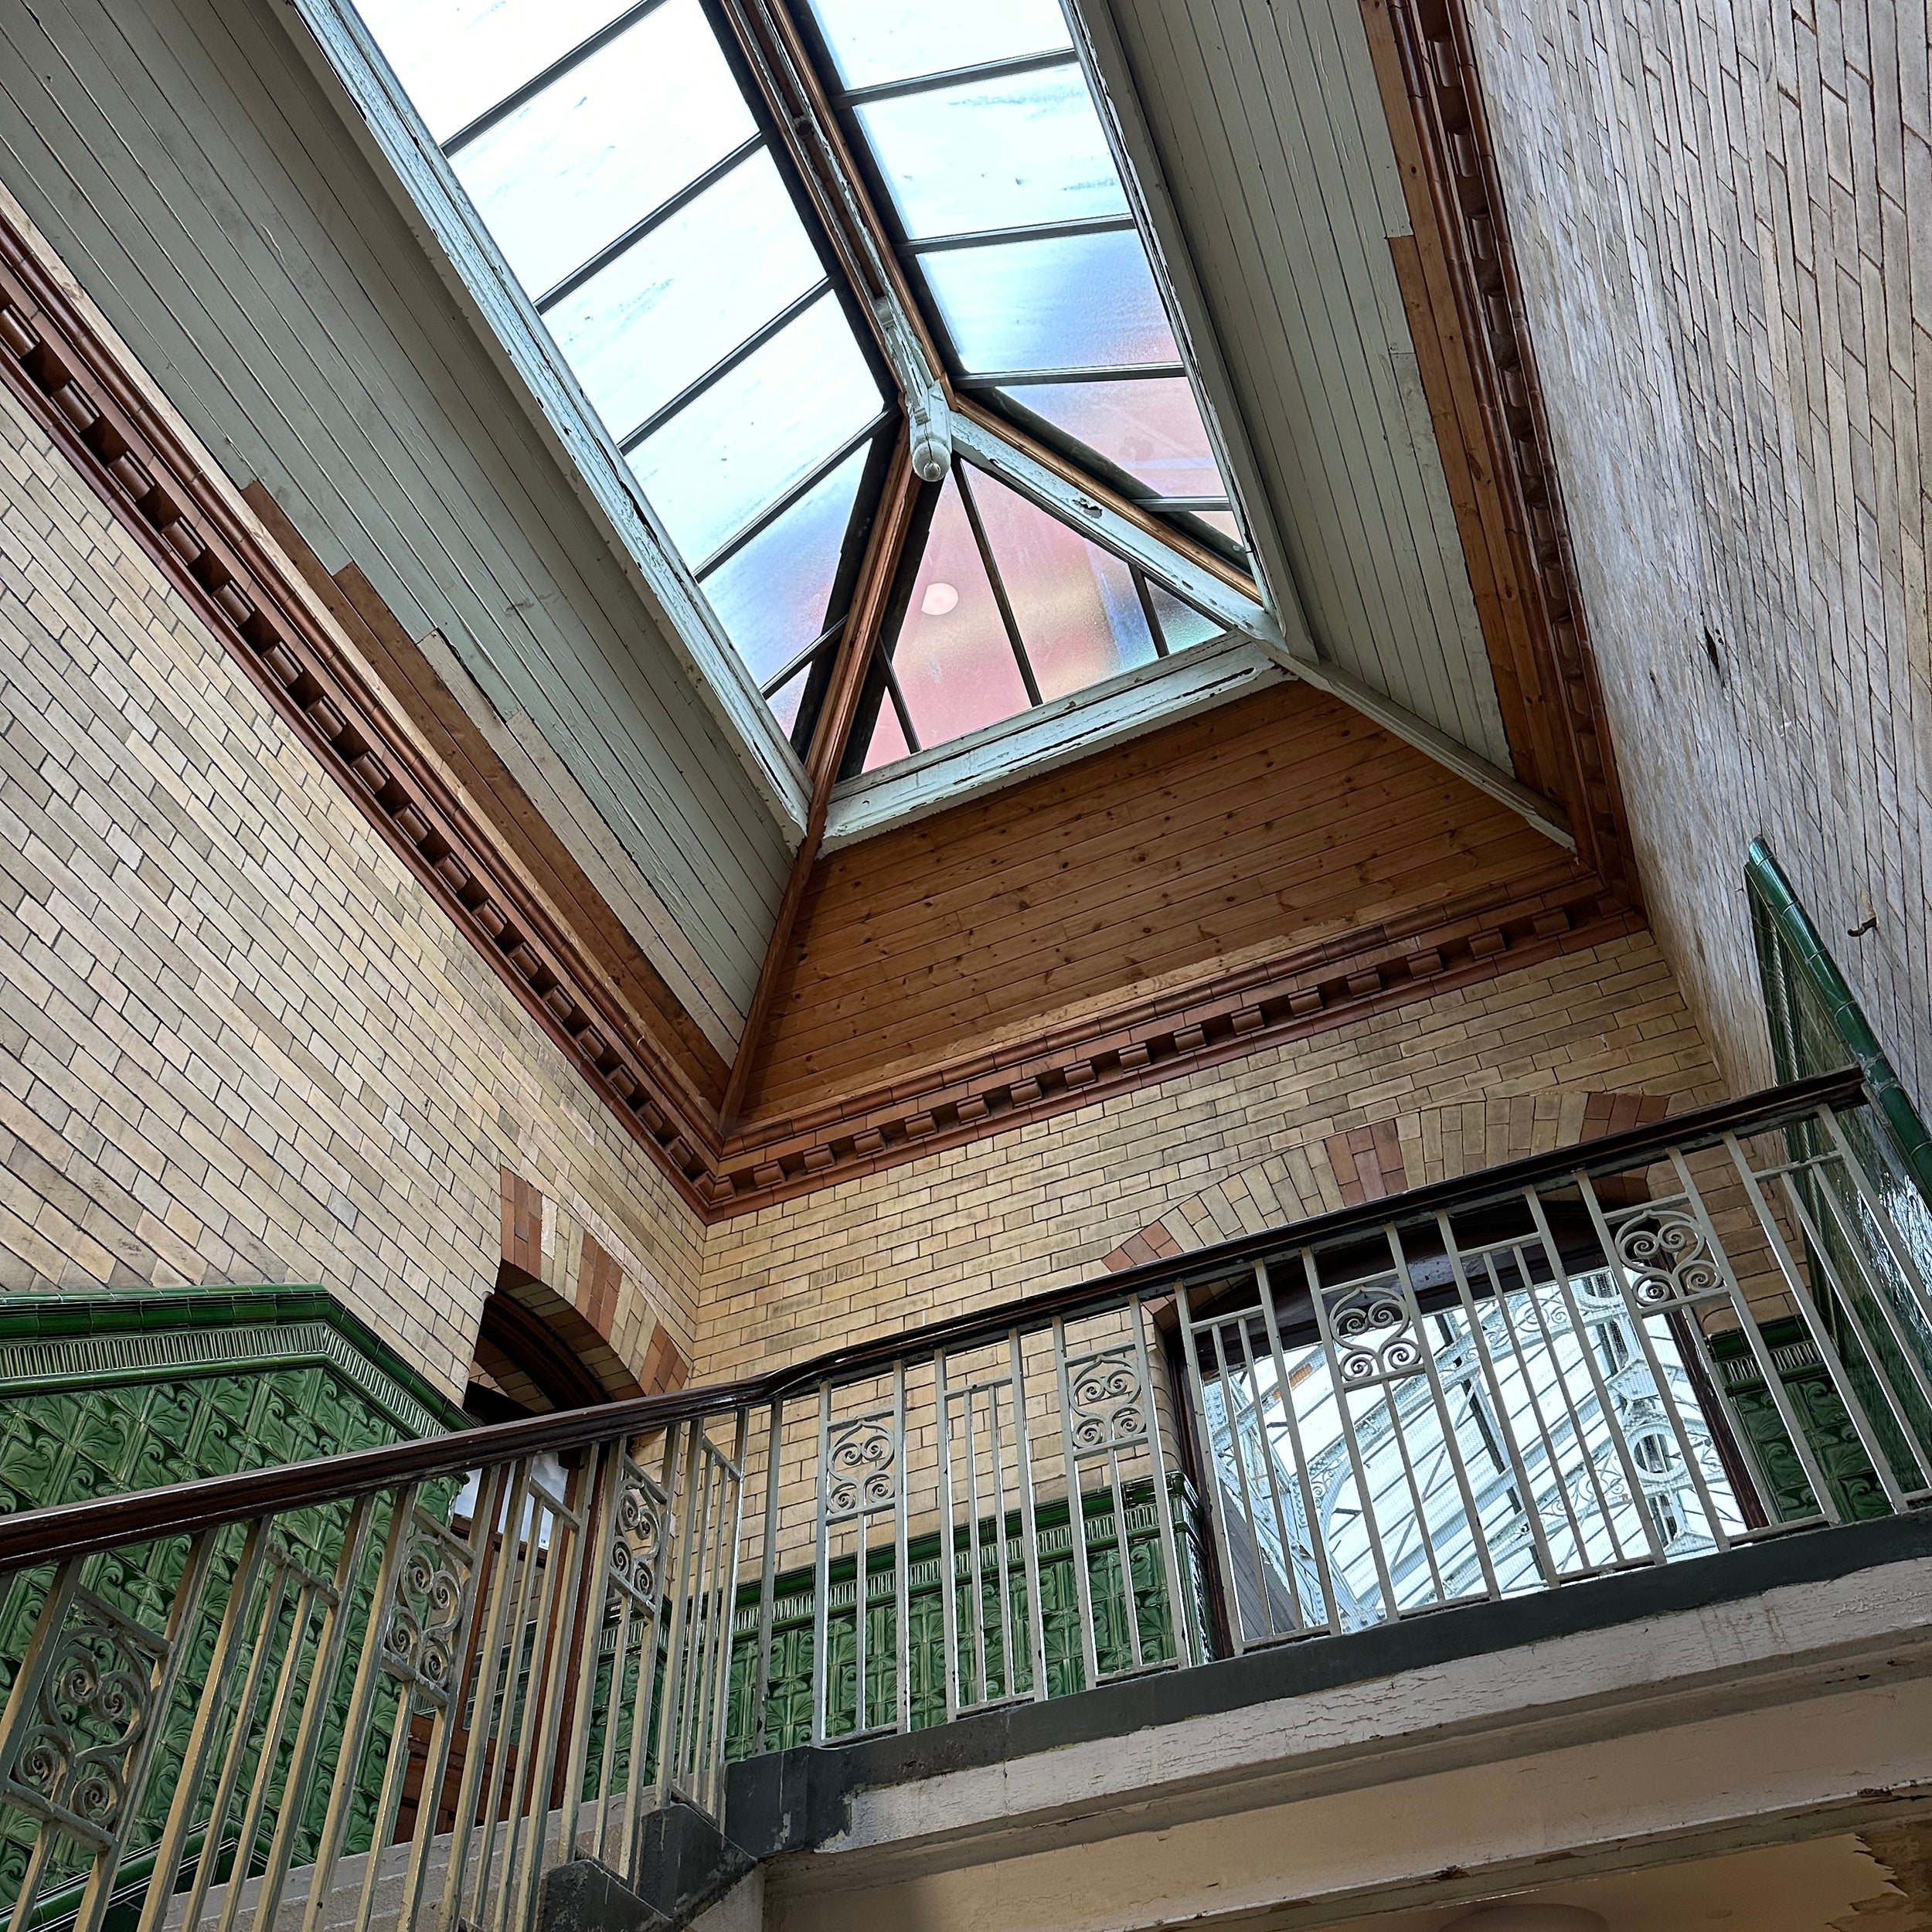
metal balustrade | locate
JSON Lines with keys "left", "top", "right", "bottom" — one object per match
{"left": 2, "top": 1070, "right": 1929, "bottom": 1932}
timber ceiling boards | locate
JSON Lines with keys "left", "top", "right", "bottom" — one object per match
{"left": 1096, "top": 0, "right": 1515, "bottom": 768}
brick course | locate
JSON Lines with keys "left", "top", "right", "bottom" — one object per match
{"left": 695, "top": 931, "right": 1724, "bottom": 1379}
{"left": 1461, "top": 0, "right": 1932, "bottom": 1107}
{"left": 0, "top": 379, "right": 703, "bottom": 1397}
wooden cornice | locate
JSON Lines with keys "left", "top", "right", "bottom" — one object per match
{"left": 1361, "top": 0, "right": 1641, "bottom": 906}
{"left": 708, "top": 864, "right": 1637, "bottom": 1213}
{"left": 0, "top": 135, "right": 1645, "bottom": 1223}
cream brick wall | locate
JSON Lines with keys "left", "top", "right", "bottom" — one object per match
{"left": 696, "top": 931, "right": 1726, "bottom": 1379}
{"left": 0, "top": 289, "right": 1736, "bottom": 1406}
{"left": 1463, "top": 0, "right": 1932, "bottom": 1106}
{"left": 0, "top": 379, "right": 704, "bottom": 1397}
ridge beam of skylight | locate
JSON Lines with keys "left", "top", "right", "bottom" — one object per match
{"left": 949, "top": 413, "right": 1285, "bottom": 656}
{"left": 715, "top": 0, "right": 952, "bottom": 481}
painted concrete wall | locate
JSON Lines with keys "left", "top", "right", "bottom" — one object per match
{"left": 1462, "top": 0, "right": 1932, "bottom": 1110}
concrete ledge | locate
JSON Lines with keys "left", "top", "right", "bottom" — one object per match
{"left": 727, "top": 1509, "right": 1932, "bottom": 1857}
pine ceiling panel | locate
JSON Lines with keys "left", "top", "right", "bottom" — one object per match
{"left": 1108, "top": 0, "right": 1515, "bottom": 770}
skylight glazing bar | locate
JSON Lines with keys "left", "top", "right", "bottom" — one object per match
{"left": 620, "top": 278, "right": 834, "bottom": 450}
{"left": 832, "top": 45, "right": 1080, "bottom": 107}
{"left": 441, "top": 0, "right": 671, "bottom": 155}
{"left": 900, "top": 213, "right": 1140, "bottom": 257}
{"left": 533, "top": 134, "right": 764, "bottom": 312}
{"left": 757, "top": 615, "right": 847, "bottom": 699}
{"left": 1131, "top": 567, "right": 1170, "bottom": 658}
{"left": 954, "top": 363, "right": 1188, "bottom": 389}
{"left": 881, "top": 655, "right": 920, "bottom": 754}
{"left": 953, "top": 460, "right": 1043, "bottom": 707}
{"left": 694, "top": 410, "right": 893, "bottom": 577}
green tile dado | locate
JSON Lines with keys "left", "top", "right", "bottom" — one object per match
{"left": 0, "top": 1289, "right": 468, "bottom": 1926}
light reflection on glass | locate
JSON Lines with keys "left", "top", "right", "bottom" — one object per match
{"left": 770, "top": 665, "right": 809, "bottom": 736}
{"left": 630, "top": 293, "right": 882, "bottom": 565}
{"left": 890, "top": 473, "right": 1030, "bottom": 750}
{"left": 859, "top": 70, "right": 1127, "bottom": 239}
{"left": 999, "top": 378, "right": 1220, "bottom": 499}
{"left": 549, "top": 152, "right": 823, "bottom": 441}
{"left": 806, "top": 0, "right": 1071, "bottom": 88}
{"left": 699, "top": 447, "right": 868, "bottom": 689}
{"left": 923, "top": 229, "right": 1176, "bottom": 373}
{"left": 967, "top": 470, "right": 1156, "bottom": 698}
{"left": 451, "top": 0, "right": 755, "bottom": 297}
{"left": 355, "top": 0, "right": 624, "bottom": 143}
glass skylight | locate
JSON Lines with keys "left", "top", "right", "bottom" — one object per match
{"left": 802, "top": 0, "right": 1244, "bottom": 555}
{"left": 853, "top": 456, "right": 1226, "bottom": 773}
{"left": 354, "top": 0, "right": 892, "bottom": 749}
{"left": 348, "top": 0, "right": 1250, "bottom": 785}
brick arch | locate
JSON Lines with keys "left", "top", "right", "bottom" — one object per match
{"left": 1100, "top": 1090, "right": 1672, "bottom": 1270}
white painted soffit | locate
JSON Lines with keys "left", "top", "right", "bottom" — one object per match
{"left": 1063, "top": 0, "right": 1575, "bottom": 851}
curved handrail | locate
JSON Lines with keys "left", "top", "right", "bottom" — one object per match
{"left": 0, "top": 1067, "right": 1866, "bottom": 1572}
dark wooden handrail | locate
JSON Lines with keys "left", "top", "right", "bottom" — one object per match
{"left": 0, "top": 1068, "right": 1866, "bottom": 1571}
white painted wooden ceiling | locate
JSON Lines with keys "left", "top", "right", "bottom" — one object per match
{"left": 1103, "top": 0, "right": 1518, "bottom": 774}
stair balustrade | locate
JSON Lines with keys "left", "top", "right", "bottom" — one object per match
{"left": 2, "top": 1069, "right": 1928, "bottom": 1932}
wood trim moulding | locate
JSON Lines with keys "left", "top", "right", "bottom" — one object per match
{"left": 1360, "top": 0, "right": 1641, "bottom": 907}
{"left": 710, "top": 864, "right": 1640, "bottom": 1214}
{"left": 0, "top": 208, "right": 726, "bottom": 1218}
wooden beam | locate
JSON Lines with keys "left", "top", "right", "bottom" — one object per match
{"left": 719, "top": 437, "right": 918, "bottom": 1130}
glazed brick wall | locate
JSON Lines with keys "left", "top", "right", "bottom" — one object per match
{"left": 0, "top": 379, "right": 704, "bottom": 1398}
{"left": 1461, "top": 0, "right": 1932, "bottom": 1105}
{"left": 695, "top": 928, "right": 1725, "bottom": 1379}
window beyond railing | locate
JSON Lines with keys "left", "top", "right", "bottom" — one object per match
{"left": 2, "top": 1070, "right": 1929, "bottom": 1932}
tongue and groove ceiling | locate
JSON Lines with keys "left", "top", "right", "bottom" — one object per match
{"left": 0, "top": 0, "right": 1636, "bottom": 1218}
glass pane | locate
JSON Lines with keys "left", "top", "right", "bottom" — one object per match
{"left": 355, "top": 0, "right": 626, "bottom": 145}
{"left": 1196, "top": 510, "right": 1245, "bottom": 546}
{"left": 1000, "top": 378, "right": 1224, "bottom": 498}
{"left": 452, "top": 0, "right": 757, "bottom": 298}
{"left": 549, "top": 152, "right": 824, "bottom": 442}
{"left": 630, "top": 292, "right": 883, "bottom": 563}
{"left": 862, "top": 692, "right": 914, "bottom": 770}
{"left": 770, "top": 665, "right": 810, "bottom": 737}
{"left": 923, "top": 229, "right": 1175, "bottom": 373}
{"left": 889, "top": 472, "right": 1032, "bottom": 749}
{"left": 699, "top": 446, "right": 868, "bottom": 688}
{"left": 806, "top": 0, "right": 1070, "bottom": 88}
{"left": 1148, "top": 581, "right": 1223, "bottom": 652}
{"left": 964, "top": 469, "right": 1156, "bottom": 699}
{"left": 859, "top": 70, "right": 1127, "bottom": 239}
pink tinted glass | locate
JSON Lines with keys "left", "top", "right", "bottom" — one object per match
{"left": 964, "top": 468, "right": 1156, "bottom": 699}
{"left": 888, "top": 471, "right": 1031, "bottom": 753}
{"left": 861, "top": 692, "right": 914, "bottom": 770}
{"left": 1002, "top": 378, "right": 1221, "bottom": 499}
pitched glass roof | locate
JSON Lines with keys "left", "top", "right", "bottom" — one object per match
{"left": 355, "top": 0, "right": 894, "bottom": 753}
{"left": 800, "top": 0, "right": 1245, "bottom": 554}
{"left": 349, "top": 0, "right": 1247, "bottom": 778}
